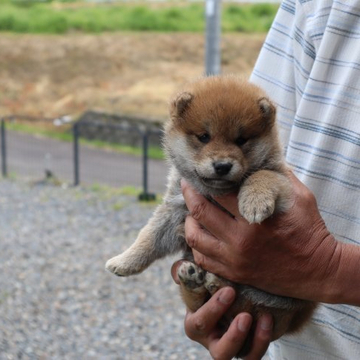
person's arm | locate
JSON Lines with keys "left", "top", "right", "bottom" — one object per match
{"left": 181, "top": 173, "right": 360, "bottom": 306}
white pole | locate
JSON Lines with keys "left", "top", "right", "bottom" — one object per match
{"left": 205, "top": 0, "right": 222, "bottom": 76}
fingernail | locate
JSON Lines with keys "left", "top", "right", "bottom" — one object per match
{"left": 238, "top": 314, "right": 252, "bottom": 332}
{"left": 260, "top": 314, "right": 273, "bottom": 331}
{"left": 218, "top": 288, "right": 234, "bottom": 304}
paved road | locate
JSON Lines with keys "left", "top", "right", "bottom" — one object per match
{"left": 3, "top": 130, "right": 169, "bottom": 194}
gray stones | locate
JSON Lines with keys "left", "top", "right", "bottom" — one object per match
{"left": 0, "top": 180, "right": 208, "bottom": 360}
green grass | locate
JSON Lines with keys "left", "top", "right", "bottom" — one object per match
{"left": 87, "top": 138, "right": 164, "bottom": 160}
{"left": 87, "top": 182, "right": 161, "bottom": 204}
{"left": 89, "top": 182, "right": 162, "bottom": 203}
{"left": 223, "top": 3, "right": 277, "bottom": 32}
{"left": 1, "top": 171, "right": 17, "bottom": 181}
{"left": 0, "top": 291, "right": 10, "bottom": 305}
{"left": 6, "top": 122, "right": 165, "bottom": 160}
{"left": 90, "top": 182, "right": 141, "bottom": 196}
{"left": 7, "top": 121, "right": 73, "bottom": 141}
{"left": 0, "top": 1, "right": 279, "bottom": 34}
{"left": 90, "top": 183, "right": 139, "bottom": 196}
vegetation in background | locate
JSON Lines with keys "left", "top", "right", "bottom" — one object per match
{"left": 223, "top": 3, "right": 277, "bottom": 32}
{"left": 88, "top": 183, "right": 161, "bottom": 204}
{"left": 0, "top": 1, "right": 279, "bottom": 34}
{"left": 90, "top": 183, "right": 141, "bottom": 197}
{"left": 6, "top": 121, "right": 165, "bottom": 160}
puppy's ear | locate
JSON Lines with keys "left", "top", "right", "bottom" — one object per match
{"left": 170, "top": 92, "right": 193, "bottom": 119}
{"left": 258, "top": 97, "right": 276, "bottom": 129}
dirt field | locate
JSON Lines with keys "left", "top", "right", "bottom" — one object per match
{"left": 0, "top": 32, "right": 266, "bottom": 121}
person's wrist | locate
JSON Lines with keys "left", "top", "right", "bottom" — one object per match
{"left": 316, "top": 234, "right": 343, "bottom": 303}
{"left": 326, "top": 241, "right": 360, "bottom": 306}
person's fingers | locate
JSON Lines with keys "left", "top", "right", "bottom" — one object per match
{"left": 181, "top": 179, "right": 246, "bottom": 240}
{"left": 184, "top": 215, "right": 227, "bottom": 261}
{"left": 184, "top": 287, "right": 236, "bottom": 340}
{"left": 181, "top": 179, "right": 235, "bottom": 224}
{"left": 244, "top": 314, "right": 273, "bottom": 360}
{"left": 190, "top": 248, "right": 242, "bottom": 282}
{"left": 208, "top": 313, "right": 253, "bottom": 360}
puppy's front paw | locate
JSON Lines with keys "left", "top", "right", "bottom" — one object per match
{"left": 177, "top": 261, "right": 206, "bottom": 290}
{"left": 238, "top": 188, "right": 276, "bottom": 224}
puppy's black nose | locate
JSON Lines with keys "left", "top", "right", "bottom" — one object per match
{"left": 213, "top": 162, "right": 233, "bottom": 176}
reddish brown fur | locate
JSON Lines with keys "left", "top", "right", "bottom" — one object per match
{"left": 171, "top": 76, "right": 275, "bottom": 138}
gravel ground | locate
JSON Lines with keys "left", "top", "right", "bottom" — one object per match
{"left": 0, "top": 179, "right": 209, "bottom": 360}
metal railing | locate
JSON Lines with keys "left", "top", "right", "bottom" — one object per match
{"left": 0, "top": 115, "right": 165, "bottom": 200}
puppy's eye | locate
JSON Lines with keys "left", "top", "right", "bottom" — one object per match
{"left": 197, "top": 133, "right": 211, "bottom": 144}
{"left": 235, "top": 137, "right": 248, "bottom": 147}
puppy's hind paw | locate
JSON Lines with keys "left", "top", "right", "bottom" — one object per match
{"left": 105, "top": 256, "right": 126, "bottom": 276}
{"left": 105, "top": 253, "right": 145, "bottom": 277}
{"left": 204, "top": 272, "right": 226, "bottom": 295}
{"left": 177, "top": 261, "right": 206, "bottom": 290}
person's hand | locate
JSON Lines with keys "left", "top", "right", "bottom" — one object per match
{"left": 184, "top": 287, "right": 272, "bottom": 360}
{"left": 181, "top": 172, "right": 346, "bottom": 304}
{"left": 171, "top": 266, "right": 273, "bottom": 360}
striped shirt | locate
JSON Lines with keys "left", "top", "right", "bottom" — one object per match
{"left": 250, "top": 0, "right": 360, "bottom": 359}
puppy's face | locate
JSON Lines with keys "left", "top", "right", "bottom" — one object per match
{"left": 164, "top": 77, "right": 279, "bottom": 195}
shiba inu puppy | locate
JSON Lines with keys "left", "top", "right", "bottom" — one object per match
{"left": 106, "top": 75, "right": 316, "bottom": 357}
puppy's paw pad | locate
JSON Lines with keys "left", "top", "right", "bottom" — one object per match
{"left": 178, "top": 261, "right": 205, "bottom": 289}
{"left": 204, "top": 273, "right": 223, "bottom": 294}
{"left": 238, "top": 191, "right": 276, "bottom": 224}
